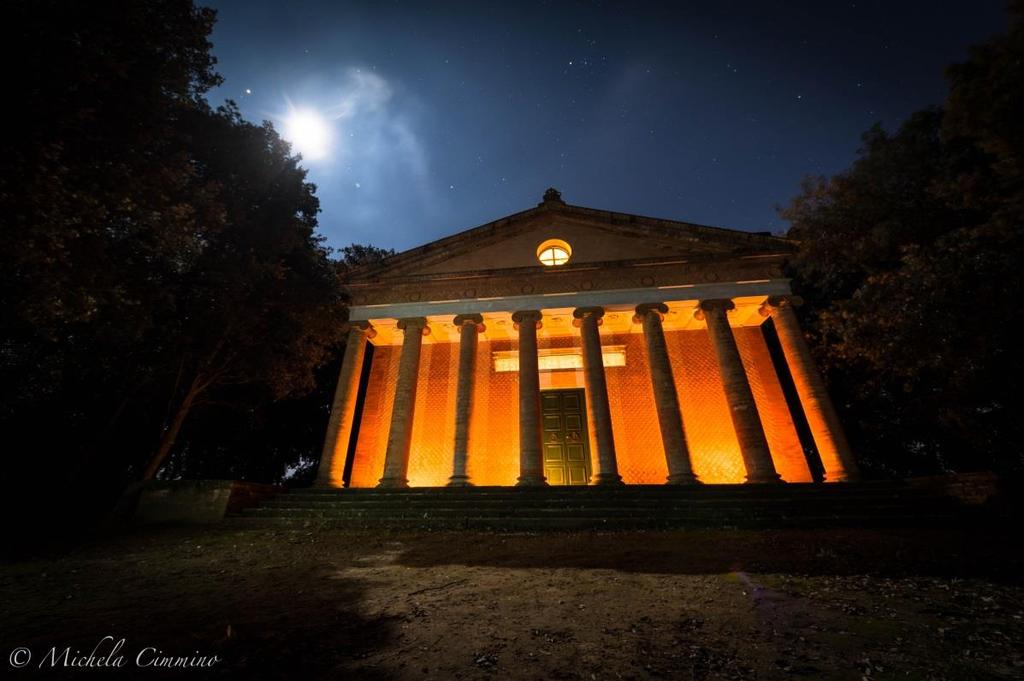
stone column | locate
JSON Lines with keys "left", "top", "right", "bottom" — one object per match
{"left": 696, "top": 299, "right": 781, "bottom": 483}
{"left": 573, "top": 307, "right": 623, "bottom": 485}
{"left": 634, "top": 303, "right": 700, "bottom": 484}
{"left": 448, "top": 313, "right": 485, "bottom": 486}
{"left": 760, "top": 295, "right": 860, "bottom": 482}
{"left": 316, "top": 321, "right": 375, "bottom": 488}
{"left": 378, "top": 317, "right": 430, "bottom": 488}
{"left": 512, "top": 310, "right": 546, "bottom": 486}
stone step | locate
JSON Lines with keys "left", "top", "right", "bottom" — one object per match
{"left": 251, "top": 503, "right": 953, "bottom": 517}
{"left": 226, "top": 512, "right": 964, "bottom": 531}
{"left": 303, "top": 480, "right": 911, "bottom": 489}
{"left": 228, "top": 480, "right": 984, "bottom": 531}
{"left": 281, "top": 489, "right": 932, "bottom": 503}
{"left": 285, "top": 481, "right": 912, "bottom": 497}
{"left": 262, "top": 492, "right": 940, "bottom": 509}
{"left": 255, "top": 494, "right": 954, "bottom": 507}
{"left": 241, "top": 501, "right": 955, "bottom": 518}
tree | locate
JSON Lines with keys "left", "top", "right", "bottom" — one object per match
{"left": 0, "top": 2, "right": 349, "bottom": 527}
{"left": 158, "top": 243, "right": 394, "bottom": 486}
{"left": 338, "top": 243, "right": 397, "bottom": 270}
{"left": 137, "top": 104, "right": 346, "bottom": 482}
{"left": 781, "top": 7, "right": 1024, "bottom": 478}
{"left": 1, "top": 1, "right": 226, "bottom": 511}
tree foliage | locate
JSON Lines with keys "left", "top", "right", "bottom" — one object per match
{"left": 338, "top": 243, "right": 397, "bottom": 270}
{"left": 0, "top": 1, "right": 355, "bottom": 521}
{"left": 782, "top": 7, "right": 1024, "bottom": 477}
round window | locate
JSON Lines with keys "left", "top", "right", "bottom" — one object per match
{"left": 536, "top": 238, "right": 572, "bottom": 267}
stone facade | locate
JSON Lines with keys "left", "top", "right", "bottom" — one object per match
{"left": 321, "top": 189, "right": 857, "bottom": 488}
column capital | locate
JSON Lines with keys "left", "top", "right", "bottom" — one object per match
{"left": 572, "top": 306, "right": 604, "bottom": 327}
{"left": 453, "top": 313, "right": 486, "bottom": 332}
{"left": 512, "top": 310, "right": 543, "bottom": 330}
{"left": 693, "top": 298, "right": 735, "bottom": 321}
{"left": 633, "top": 302, "right": 669, "bottom": 323}
{"left": 758, "top": 295, "right": 804, "bottom": 317}
{"left": 397, "top": 317, "right": 431, "bottom": 335}
{"left": 346, "top": 320, "right": 377, "bottom": 339}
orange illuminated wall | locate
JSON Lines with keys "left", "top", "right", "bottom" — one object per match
{"left": 465, "top": 339, "right": 521, "bottom": 485}
{"left": 348, "top": 344, "right": 398, "bottom": 487}
{"left": 664, "top": 328, "right": 746, "bottom": 482}
{"left": 734, "top": 326, "right": 813, "bottom": 482}
{"left": 405, "top": 341, "right": 460, "bottom": 486}
{"left": 347, "top": 322, "right": 810, "bottom": 487}
{"left": 349, "top": 339, "right": 521, "bottom": 487}
{"left": 602, "top": 333, "right": 670, "bottom": 483}
{"left": 664, "top": 327, "right": 811, "bottom": 483}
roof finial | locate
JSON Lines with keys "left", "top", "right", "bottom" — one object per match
{"left": 541, "top": 187, "right": 564, "bottom": 205}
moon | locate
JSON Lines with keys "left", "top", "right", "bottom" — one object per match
{"left": 282, "top": 108, "right": 332, "bottom": 160}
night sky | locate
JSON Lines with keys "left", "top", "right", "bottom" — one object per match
{"left": 204, "top": 1, "right": 1008, "bottom": 252}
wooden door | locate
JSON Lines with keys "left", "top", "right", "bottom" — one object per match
{"left": 541, "top": 389, "right": 591, "bottom": 485}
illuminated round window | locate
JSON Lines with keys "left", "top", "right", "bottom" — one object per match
{"left": 536, "top": 238, "right": 572, "bottom": 267}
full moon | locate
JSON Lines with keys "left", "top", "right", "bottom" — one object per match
{"left": 282, "top": 108, "right": 332, "bottom": 160}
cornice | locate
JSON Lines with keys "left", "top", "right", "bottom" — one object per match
{"left": 348, "top": 252, "right": 788, "bottom": 307}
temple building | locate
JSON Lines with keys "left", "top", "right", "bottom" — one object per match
{"left": 316, "top": 189, "right": 859, "bottom": 489}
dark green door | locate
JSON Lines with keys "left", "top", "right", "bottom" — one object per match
{"left": 541, "top": 389, "right": 591, "bottom": 485}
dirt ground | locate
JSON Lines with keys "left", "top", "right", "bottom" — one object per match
{"left": 3, "top": 525, "right": 1024, "bottom": 680}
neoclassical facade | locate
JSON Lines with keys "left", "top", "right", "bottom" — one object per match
{"left": 316, "top": 189, "right": 859, "bottom": 488}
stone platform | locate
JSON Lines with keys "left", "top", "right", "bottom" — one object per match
{"left": 230, "top": 480, "right": 995, "bottom": 530}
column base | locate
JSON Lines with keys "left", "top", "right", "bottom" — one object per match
{"left": 377, "top": 477, "right": 409, "bottom": 489}
{"left": 591, "top": 473, "right": 624, "bottom": 486}
{"left": 744, "top": 473, "right": 784, "bottom": 484}
{"left": 446, "top": 476, "right": 474, "bottom": 487}
{"left": 515, "top": 476, "right": 548, "bottom": 487}
{"left": 666, "top": 473, "right": 702, "bottom": 485}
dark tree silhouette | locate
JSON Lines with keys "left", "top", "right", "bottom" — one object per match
{"left": 157, "top": 242, "right": 395, "bottom": 486}
{"left": 136, "top": 104, "right": 346, "bottom": 482}
{"left": 0, "top": 2, "right": 361, "bottom": 528}
{"left": 338, "top": 243, "right": 397, "bottom": 270}
{"left": 782, "top": 6, "right": 1024, "bottom": 478}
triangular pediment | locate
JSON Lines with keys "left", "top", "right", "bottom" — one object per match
{"left": 352, "top": 191, "right": 793, "bottom": 280}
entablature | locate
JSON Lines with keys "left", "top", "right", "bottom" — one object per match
{"left": 347, "top": 252, "right": 788, "bottom": 308}
{"left": 353, "top": 279, "right": 792, "bottom": 346}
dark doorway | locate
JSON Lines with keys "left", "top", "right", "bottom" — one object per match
{"left": 541, "top": 389, "right": 592, "bottom": 485}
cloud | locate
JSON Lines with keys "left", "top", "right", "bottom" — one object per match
{"left": 275, "top": 67, "right": 437, "bottom": 233}
{"left": 325, "top": 69, "right": 394, "bottom": 120}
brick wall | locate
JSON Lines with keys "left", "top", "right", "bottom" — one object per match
{"left": 348, "top": 344, "right": 398, "bottom": 487}
{"left": 348, "top": 324, "right": 810, "bottom": 486}
{"left": 466, "top": 339, "right": 521, "bottom": 485}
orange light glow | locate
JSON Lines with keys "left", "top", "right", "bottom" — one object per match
{"left": 466, "top": 339, "right": 521, "bottom": 485}
{"left": 492, "top": 345, "right": 626, "bottom": 372}
{"left": 348, "top": 345, "right": 399, "bottom": 487}
{"left": 665, "top": 329, "right": 747, "bottom": 483}
{"left": 734, "top": 327, "right": 813, "bottom": 483}
{"left": 348, "top": 323, "right": 810, "bottom": 486}
{"left": 602, "top": 333, "right": 670, "bottom": 483}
